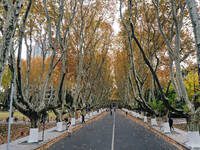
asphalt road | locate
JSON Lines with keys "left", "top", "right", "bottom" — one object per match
{"left": 47, "top": 110, "right": 178, "bottom": 150}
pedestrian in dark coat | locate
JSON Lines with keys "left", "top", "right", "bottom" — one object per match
{"left": 169, "top": 116, "right": 174, "bottom": 131}
{"left": 81, "top": 113, "right": 85, "bottom": 123}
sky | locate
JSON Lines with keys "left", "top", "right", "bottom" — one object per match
{"left": 21, "top": 41, "right": 27, "bottom": 59}
{"left": 112, "top": 2, "right": 121, "bottom": 35}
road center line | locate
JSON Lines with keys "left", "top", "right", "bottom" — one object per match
{"left": 111, "top": 111, "right": 115, "bottom": 150}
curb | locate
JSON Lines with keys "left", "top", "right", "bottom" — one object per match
{"left": 35, "top": 111, "right": 107, "bottom": 150}
{"left": 120, "top": 110, "right": 190, "bottom": 150}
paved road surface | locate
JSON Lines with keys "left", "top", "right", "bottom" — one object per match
{"left": 47, "top": 110, "right": 178, "bottom": 150}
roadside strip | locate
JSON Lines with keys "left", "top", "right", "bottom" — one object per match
{"left": 35, "top": 111, "right": 107, "bottom": 150}
{"left": 120, "top": 110, "right": 189, "bottom": 150}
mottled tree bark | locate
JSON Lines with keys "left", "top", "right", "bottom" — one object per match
{"left": 30, "top": 115, "right": 40, "bottom": 128}
{"left": 0, "top": 0, "right": 24, "bottom": 86}
{"left": 186, "top": 0, "right": 200, "bottom": 89}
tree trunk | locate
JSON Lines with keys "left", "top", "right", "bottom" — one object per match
{"left": 186, "top": 0, "right": 200, "bottom": 88}
{"left": 0, "top": 0, "right": 24, "bottom": 86}
{"left": 53, "top": 109, "right": 62, "bottom": 122}
{"left": 174, "top": 54, "right": 193, "bottom": 111}
{"left": 30, "top": 116, "right": 40, "bottom": 128}
{"left": 169, "top": 55, "right": 181, "bottom": 98}
{"left": 187, "top": 113, "right": 199, "bottom": 132}
{"left": 151, "top": 77, "right": 155, "bottom": 102}
{"left": 187, "top": 107, "right": 200, "bottom": 131}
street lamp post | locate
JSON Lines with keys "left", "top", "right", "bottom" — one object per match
{"left": 7, "top": 71, "right": 15, "bottom": 150}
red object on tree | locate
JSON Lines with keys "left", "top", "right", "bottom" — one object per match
{"left": 20, "top": 131, "right": 24, "bottom": 136}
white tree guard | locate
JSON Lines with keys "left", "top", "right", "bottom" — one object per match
{"left": 136, "top": 113, "right": 139, "bottom": 118}
{"left": 86, "top": 114, "right": 89, "bottom": 119}
{"left": 78, "top": 117, "right": 82, "bottom": 122}
{"left": 71, "top": 118, "right": 75, "bottom": 126}
{"left": 151, "top": 118, "right": 158, "bottom": 126}
{"left": 94, "top": 111, "right": 97, "bottom": 116}
{"left": 138, "top": 114, "right": 143, "bottom": 119}
{"left": 89, "top": 112, "right": 92, "bottom": 118}
{"left": 131, "top": 112, "right": 135, "bottom": 117}
{"left": 135, "top": 113, "right": 138, "bottom": 117}
{"left": 163, "top": 122, "right": 170, "bottom": 133}
{"left": 144, "top": 116, "right": 147, "bottom": 123}
{"left": 28, "top": 128, "right": 39, "bottom": 143}
{"left": 186, "top": 131, "right": 200, "bottom": 148}
{"left": 56, "top": 122, "right": 63, "bottom": 132}
{"left": 130, "top": 111, "right": 133, "bottom": 116}
{"left": 63, "top": 124, "right": 66, "bottom": 130}
{"left": 129, "top": 111, "right": 131, "bottom": 116}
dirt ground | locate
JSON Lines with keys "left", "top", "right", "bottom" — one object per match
{"left": 174, "top": 123, "right": 188, "bottom": 131}
{"left": 0, "top": 123, "right": 56, "bottom": 145}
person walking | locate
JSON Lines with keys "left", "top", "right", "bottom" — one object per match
{"left": 110, "top": 109, "right": 112, "bottom": 115}
{"left": 81, "top": 112, "right": 85, "bottom": 124}
{"left": 64, "top": 117, "right": 68, "bottom": 122}
{"left": 67, "top": 121, "right": 72, "bottom": 137}
{"left": 168, "top": 115, "right": 174, "bottom": 132}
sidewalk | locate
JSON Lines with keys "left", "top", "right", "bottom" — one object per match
{"left": 0, "top": 110, "right": 106, "bottom": 150}
{"left": 121, "top": 109, "right": 200, "bottom": 150}
{"left": 152, "top": 125, "right": 190, "bottom": 149}
{"left": 152, "top": 125, "right": 200, "bottom": 150}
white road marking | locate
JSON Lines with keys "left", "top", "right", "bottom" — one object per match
{"left": 111, "top": 111, "right": 116, "bottom": 150}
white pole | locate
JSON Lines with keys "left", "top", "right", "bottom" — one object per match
{"left": 7, "top": 72, "right": 15, "bottom": 150}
